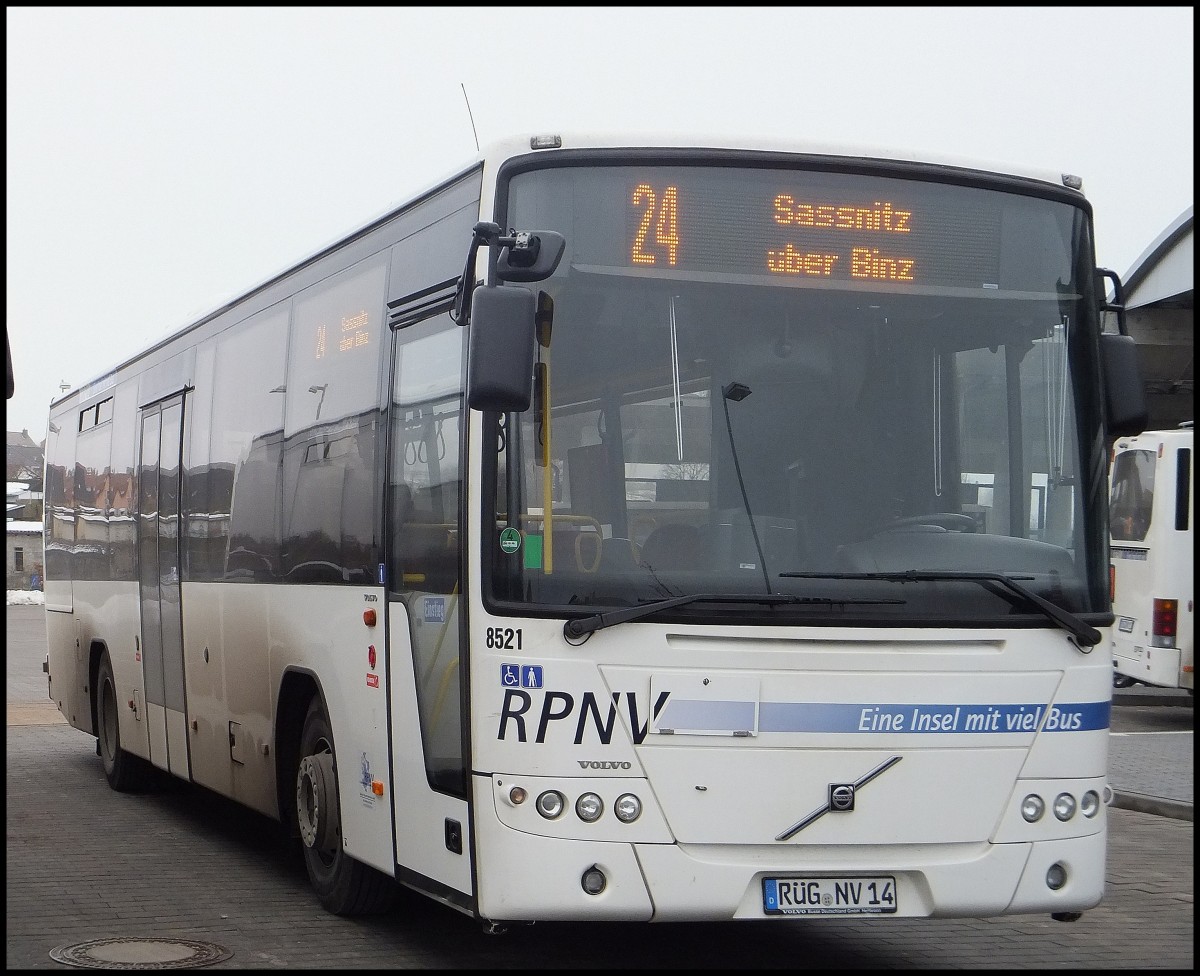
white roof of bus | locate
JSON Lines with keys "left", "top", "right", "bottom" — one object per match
{"left": 1116, "top": 423, "right": 1194, "bottom": 449}
{"left": 473, "top": 131, "right": 1076, "bottom": 189}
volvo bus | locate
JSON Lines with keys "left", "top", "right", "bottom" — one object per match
{"left": 44, "top": 132, "right": 1147, "bottom": 930}
{"left": 1109, "top": 422, "right": 1194, "bottom": 692}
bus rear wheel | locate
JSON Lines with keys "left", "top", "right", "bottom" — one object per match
{"left": 296, "top": 695, "right": 397, "bottom": 916}
{"left": 95, "top": 650, "right": 153, "bottom": 792}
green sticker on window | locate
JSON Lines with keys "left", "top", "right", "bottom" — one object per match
{"left": 499, "top": 527, "right": 522, "bottom": 554}
{"left": 523, "top": 534, "right": 543, "bottom": 569}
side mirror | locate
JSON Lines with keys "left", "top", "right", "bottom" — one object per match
{"left": 495, "top": 231, "right": 566, "bottom": 283}
{"left": 466, "top": 285, "right": 536, "bottom": 412}
{"left": 1100, "top": 332, "right": 1148, "bottom": 438}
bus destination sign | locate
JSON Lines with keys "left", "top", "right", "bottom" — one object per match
{"left": 624, "top": 177, "right": 1007, "bottom": 291}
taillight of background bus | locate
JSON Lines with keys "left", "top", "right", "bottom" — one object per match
{"left": 1109, "top": 565, "right": 1116, "bottom": 602}
{"left": 1151, "top": 598, "right": 1178, "bottom": 647}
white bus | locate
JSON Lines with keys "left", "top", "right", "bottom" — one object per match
{"left": 1109, "top": 422, "right": 1194, "bottom": 692}
{"left": 44, "top": 132, "right": 1148, "bottom": 930}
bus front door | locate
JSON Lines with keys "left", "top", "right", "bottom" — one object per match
{"left": 136, "top": 394, "right": 191, "bottom": 778}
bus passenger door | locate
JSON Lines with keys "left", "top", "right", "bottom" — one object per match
{"left": 137, "top": 394, "right": 191, "bottom": 779}
{"left": 384, "top": 302, "right": 473, "bottom": 900}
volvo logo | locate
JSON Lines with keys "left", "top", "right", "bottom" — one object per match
{"left": 775, "top": 755, "right": 902, "bottom": 841}
{"left": 829, "top": 784, "right": 855, "bottom": 811}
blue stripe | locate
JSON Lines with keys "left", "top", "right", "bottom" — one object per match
{"left": 755, "top": 700, "right": 1110, "bottom": 734}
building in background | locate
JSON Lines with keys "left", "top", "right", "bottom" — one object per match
{"left": 7, "top": 428, "right": 45, "bottom": 589}
{"left": 1108, "top": 205, "right": 1194, "bottom": 431}
{"left": 7, "top": 429, "right": 44, "bottom": 517}
{"left": 6, "top": 517, "right": 43, "bottom": 591}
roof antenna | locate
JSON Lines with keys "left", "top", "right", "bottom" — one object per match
{"left": 461, "top": 83, "right": 480, "bottom": 153}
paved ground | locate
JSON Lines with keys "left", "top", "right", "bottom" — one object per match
{"left": 1109, "top": 685, "right": 1193, "bottom": 817}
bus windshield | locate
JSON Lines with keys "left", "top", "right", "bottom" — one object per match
{"left": 484, "top": 160, "right": 1107, "bottom": 626}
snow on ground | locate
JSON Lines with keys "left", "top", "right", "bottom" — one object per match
{"left": 7, "top": 590, "right": 45, "bottom": 606}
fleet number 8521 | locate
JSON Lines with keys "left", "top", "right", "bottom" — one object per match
{"left": 486, "top": 627, "right": 523, "bottom": 649}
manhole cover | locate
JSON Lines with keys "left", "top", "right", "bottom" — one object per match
{"left": 49, "top": 938, "right": 231, "bottom": 970}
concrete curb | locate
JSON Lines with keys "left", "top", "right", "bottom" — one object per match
{"left": 1112, "top": 690, "right": 1194, "bottom": 708}
{"left": 1110, "top": 790, "right": 1193, "bottom": 822}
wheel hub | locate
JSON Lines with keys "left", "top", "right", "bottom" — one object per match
{"left": 296, "top": 751, "right": 339, "bottom": 853}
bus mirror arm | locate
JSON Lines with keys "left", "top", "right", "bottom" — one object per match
{"left": 452, "top": 222, "right": 501, "bottom": 327}
{"left": 453, "top": 224, "right": 566, "bottom": 327}
{"left": 467, "top": 221, "right": 565, "bottom": 283}
{"left": 1096, "top": 268, "right": 1127, "bottom": 333}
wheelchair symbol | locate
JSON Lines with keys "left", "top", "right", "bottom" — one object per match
{"left": 501, "top": 665, "right": 520, "bottom": 687}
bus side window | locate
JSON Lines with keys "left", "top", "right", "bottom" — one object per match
{"left": 388, "top": 308, "right": 465, "bottom": 596}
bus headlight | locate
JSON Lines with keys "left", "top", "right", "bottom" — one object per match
{"left": 575, "top": 792, "right": 604, "bottom": 822}
{"left": 536, "top": 790, "right": 566, "bottom": 819}
{"left": 614, "top": 793, "right": 642, "bottom": 823}
{"left": 1080, "top": 790, "right": 1101, "bottom": 818}
{"left": 1021, "top": 794, "right": 1045, "bottom": 822}
{"left": 1053, "top": 792, "right": 1077, "bottom": 821}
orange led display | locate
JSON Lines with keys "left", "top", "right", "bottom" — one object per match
{"left": 631, "top": 184, "right": 679, "bottom": 267}
{"left": 595, "top": 166, "right": 1059, "bottom": 294}
{"left": 628, "top": 182, "right": 920, "bottom": 284}
{"left": 773, "top": 196, "right": 912, "bottom": 233}
{"left": 850, "top": 247, "right": 915, "bottom": 281}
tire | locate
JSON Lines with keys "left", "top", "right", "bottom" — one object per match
{"left": 95, "top": 651, "right": 154, "bottom": 792}
{"left": 296, "top": 695, "right": 397, "bottom": 916}
{"left": 1112, "top": 672, "right": 1137, "bottom": 689}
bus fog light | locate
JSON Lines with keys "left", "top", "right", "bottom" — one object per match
{"left": 1053, "top": 792, "right": 1077, "bottom": 821}
{"left": 614, "top": 793, "right": 642, "bottom": 823}
{"left": 575, "top": 792, "right": 603, "bottom": 822}
{"left": 1080, "top": 790, "right": 1100, "bottom": 818}
{"left": 536, "top": 790, "right": 566, "bottom": 819}
{"left": 581, "top": 865, "right": 607, "bottom": 895}
{"left": 508, "top": 786, "right": 527, "bottom": 805}
{"left": 1021, "top": 794, "right": 1045, "bottom": 822}
{"left": 1046, "top": 862, "right": 1068, "bottom": 890}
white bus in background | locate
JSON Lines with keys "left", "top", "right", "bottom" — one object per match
{"left": 1109, "top": 422, "right": 1194, "bottom": 692}
{"left": 43, "top": 131, "right": 1148, "bottom": 932}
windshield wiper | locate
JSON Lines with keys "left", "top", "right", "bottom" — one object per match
{"left": 779, "top": 570, "right": 1102, "bottom": 648}
{"left": 563, "top": 592, "right": 903, "bottom": 640}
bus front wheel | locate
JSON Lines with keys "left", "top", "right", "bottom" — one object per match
{"left": 295, "top": 695, "right": 396, "bottom": 916}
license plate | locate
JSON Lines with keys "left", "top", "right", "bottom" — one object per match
{"left": 763, "top": 876, "right": 897, "bottom": 915}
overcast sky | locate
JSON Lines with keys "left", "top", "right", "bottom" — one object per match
{"left": 5, "top": 6, "right": 1194, "bottom": 440}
